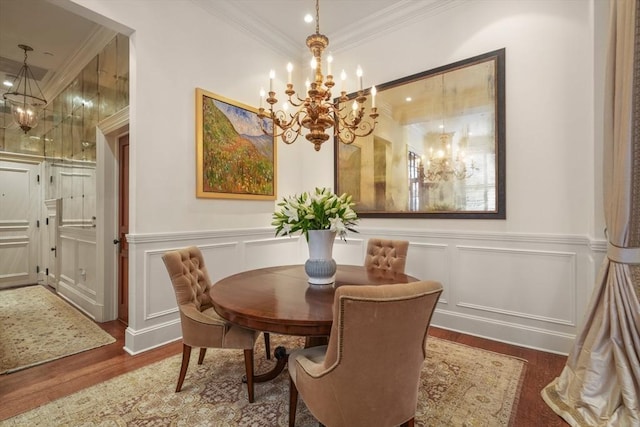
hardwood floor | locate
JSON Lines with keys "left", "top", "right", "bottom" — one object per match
{"left": 0, "top": 311, "right": 569, "bottom": 425}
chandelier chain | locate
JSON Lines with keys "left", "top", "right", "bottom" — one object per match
{"left": 315, "top": 0, "right": 320, "bottom": 34}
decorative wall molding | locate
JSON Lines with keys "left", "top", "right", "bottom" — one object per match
{"left": 98, "top": 106, "right": 129, "bottom": 134}
{"left": 58, "top": 226, "right": 99, "bottom": 319}
{"left": 126, "top": 227, "right": 275, "bottom": 244}
{"left": 433, "top": 309, "right": 577, "bottom": 355}
{"left": 42, "top": 26, "right": 118, "bottom": 103}
{"left": 455, "top": 244, "right": 578, "bottom": 328}
{"left": 122, "top": 227, "right": 600, "bottom": 355}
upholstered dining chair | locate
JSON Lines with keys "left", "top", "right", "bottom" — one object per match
{"left": 288, "top": 280, "right": 443, "bottom": 427}
{"left": 364, "top": 238, "right": 410, "bottom": 276}
{"left": 162, "top": 246, "right": 260, "bottom": 402}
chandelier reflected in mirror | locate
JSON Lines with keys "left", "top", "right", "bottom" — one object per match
{"left": 257, "top": 0, "right": 378, "bottom": 151}
{"left": 419, "top": 73, "right": 476, "bottom": 184}
{"left": 420, "top": 132, "right": 475, "bottom": 184}
{"left": 2, "top": 44, "right": 47, "bottom": 134}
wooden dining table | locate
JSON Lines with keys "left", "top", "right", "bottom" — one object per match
{"left": 210, "top": 264, "right": 418, "bottom": 382}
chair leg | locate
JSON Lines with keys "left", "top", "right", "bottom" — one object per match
{"left": 176, "top": 343, "right": 191, "bottom": 392}
{"left": 198, "top": 347, "right": 207, "bottom": 364}
{"left": 243, "top": 349, "right": 255, "bottom": 403}
{"left": 264, "top": 332, "right": 271, "bottom": 360}
{"left": 400, "top": 418, "right": 415, "bottom": 427}
{"left": 289, "top": 376, "right": 298, "bottom": 427}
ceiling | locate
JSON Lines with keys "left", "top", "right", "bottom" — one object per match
{"left": 1, "top": 0, "right": 463, "bottom": 139}
{"left": 0, "top": 0, "right": 452, "bottom": 102}
{"left": 0, "top": 0, "right": 100, "bottom": 102}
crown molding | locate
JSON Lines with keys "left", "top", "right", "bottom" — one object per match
{"left": 330, "top": 0, "right": 465, "bottom": 53}
{"left": 41, "top": 26, "right": 118, "bottom": 103}
{"left": 191, "top": 0, "right": 301, "bottom": 59}
{"left": 192, "top": 0, "right": 464, "bottom": 60}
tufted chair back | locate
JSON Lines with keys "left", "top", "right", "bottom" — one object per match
{"left": 288, "top": 280, "right": 443, "bottom": 427}
{"left": 364, "top": 238, "right": 409, "bottom": 275}
{"left": 165, "top": 246, "right": 213, "bottom": 313}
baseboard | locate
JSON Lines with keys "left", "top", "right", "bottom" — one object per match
{"left": 124, "top": 318, "right": 183, "bottom": 355}
{"left": 432, "top": 309, "right": 574, "bottom": 355}
{"left": 56, "top": 281, "right": 102, "bottom": 321}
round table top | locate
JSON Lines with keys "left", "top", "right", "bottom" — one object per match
{"left": 210, "top": 264, "right": 418, "bottom": 336}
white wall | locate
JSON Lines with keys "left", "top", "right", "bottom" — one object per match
{"left": 68, "top": 0, "right": 304, "bottom": 235}
{"left": 64, "top": 0, "right": 607, "bottom": 355}
{"left": 329, "top": 0, "right": 603, "bottom": 238}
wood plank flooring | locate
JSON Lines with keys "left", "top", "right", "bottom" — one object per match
{"left": 0, "top": 304, "right": 569, "bottom": 425}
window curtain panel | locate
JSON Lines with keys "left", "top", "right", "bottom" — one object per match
{"left": 541, "top": 0, "right": 640, "bottom": 425}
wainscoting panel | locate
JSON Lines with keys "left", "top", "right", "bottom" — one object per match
{"left": 0, "top": 230, "right": 30, "bottom": 282}
{"left": 455, "top": 245, "right": 577, "bottom": 326}
{"left": 124, "top": 228, "right": 604, "bottom": 355}
{"left": 407, "top": 242, "right": 450, "bottom": 305}
{"left": 334, "top": 237, "right": 366, "bottom": 265}
{"left": 199, "top": 242, "right": 243, "bottom": 286}
{"left": 57, "top": 226, "right": 100, "bottom": 320}
{"left": 244, "top": 237, "right": 301, "bottom": 271}
{"left": 143, "top": 249, "right": 179, "bottom": 321}
{"left": 50, "top": 162, "right": 96, "bottom": 228}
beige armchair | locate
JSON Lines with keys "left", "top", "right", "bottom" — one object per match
{"left": 162, "top": 246, "right": 259, "bottom": 402}
{"left": 288, "top": 280, "right": 443, "bottom": 427}
{"left": 364, "top": 238, "right": 409, "bottom": 276}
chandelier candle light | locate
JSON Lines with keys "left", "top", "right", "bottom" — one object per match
{"left": 2, "top": 44, "right": 47, "bottom": 134}
{"left": 258, "top": 0, "right": 378, "bottom": 151}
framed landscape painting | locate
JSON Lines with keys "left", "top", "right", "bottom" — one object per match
{"left": 196, "top": 88, "right": 276, "bottom": 200}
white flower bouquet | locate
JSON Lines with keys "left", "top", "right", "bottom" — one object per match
{"left": 272, "top": 187, "right": 359, "bottom": 241}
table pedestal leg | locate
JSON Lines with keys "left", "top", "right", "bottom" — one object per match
{"left": 243, "top": 336, "right": 329, "bottom": 386}
{"left": 244, "top": 345, "right": 288, "bottom": 384}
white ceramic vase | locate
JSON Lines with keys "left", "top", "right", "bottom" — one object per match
{"left": 304, "top": 229, "right": 337, "bottom": 285}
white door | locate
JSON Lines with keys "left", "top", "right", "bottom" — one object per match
{"left": 0, "top": 159, "right": 41, "bottom": 289}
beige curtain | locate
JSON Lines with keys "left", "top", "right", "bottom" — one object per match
{"left": 541, "top": 0, "right": 640, "bottom": 425}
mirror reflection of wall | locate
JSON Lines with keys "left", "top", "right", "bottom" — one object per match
{"left": 1, "top": 34, "right": 129, "bottom": 226}
{"left": 335, "top": 49, "right": 505, "bottom": 218}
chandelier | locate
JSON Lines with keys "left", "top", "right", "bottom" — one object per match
{"left": 257, "top": 0, "right": 378, "bottom": 151}
{"left": 420, "top": 133, "right": 475, "bottom": 183}
{"left": 2, "top": 44, "right": 48, "bottom": 134}
{"left": 420, "top": 73, "right": 475, "bottom": 184}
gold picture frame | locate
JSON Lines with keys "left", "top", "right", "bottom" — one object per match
{"left": 196, "top": 88, "right": 276, "bottom": 200}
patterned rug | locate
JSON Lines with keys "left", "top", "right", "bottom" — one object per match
{"left": 1, "top": 334, "right": 526, "bottom": 426}
{"left": 0, "top": 285, "right": 116, "bottom": 374}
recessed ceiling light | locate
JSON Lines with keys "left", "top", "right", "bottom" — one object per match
{"left": 405, "top": 97, "right": 412, "bottom": 102}
{"left": 3, "top": 79, "right": 13, "bottom": 87}
{"left": 304, "top": 13, "right": 313, "bottom": 23}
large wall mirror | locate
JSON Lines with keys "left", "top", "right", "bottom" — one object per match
{"left": 335, "top": 49, "right": 505, "bottom": 219}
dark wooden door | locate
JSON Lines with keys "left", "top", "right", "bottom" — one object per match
{"left": 117, "top": 134, "right": 129, "bottom": 325}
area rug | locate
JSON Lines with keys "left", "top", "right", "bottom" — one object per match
{"left": 0, "top": 285, "right": 116, "bottom": 374}
{"left": 1, "top": 334, "right": 526, "bottom": 426}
